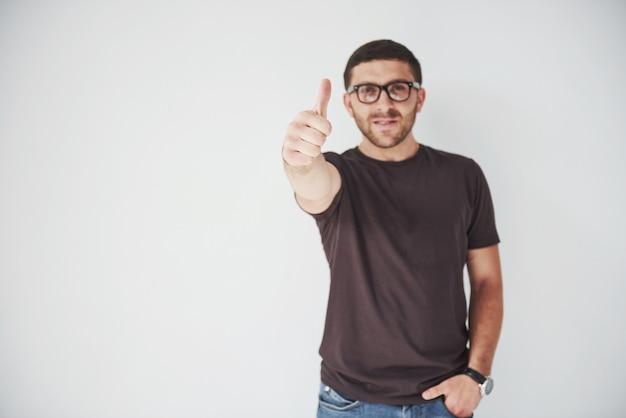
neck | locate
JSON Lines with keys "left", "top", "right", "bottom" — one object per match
{"left": 358, "top": 137, "right": 420, "bottom": 162}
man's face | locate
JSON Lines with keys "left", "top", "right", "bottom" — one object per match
{"left": 343, "top": 60, "right": 425, "bottom": 149}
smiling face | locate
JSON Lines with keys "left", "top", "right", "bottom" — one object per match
{"left": 343, "top": 59, "right": 426, "bottom": 159}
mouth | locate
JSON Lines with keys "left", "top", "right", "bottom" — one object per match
{"left": 373, "top": 119, "right": 398, "bottom": 128}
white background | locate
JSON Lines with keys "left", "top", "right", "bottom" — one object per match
{"left": 1, "top": 1, "right": 625, "bottom": 417}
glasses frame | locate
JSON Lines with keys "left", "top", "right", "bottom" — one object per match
{"left": 346, "top": 81, "right": 421, "bottom": 104}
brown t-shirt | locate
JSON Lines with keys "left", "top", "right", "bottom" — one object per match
{"left": 311, "top": 145, "right": 500, "bottom": 405}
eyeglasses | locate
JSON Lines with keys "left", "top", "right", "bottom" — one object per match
{"left": 346, "top": 81, "right": 420, "bottom": 104}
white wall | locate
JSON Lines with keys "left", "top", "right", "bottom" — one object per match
{"left": 1, "top": 1, "right": 624, "bottom": 417}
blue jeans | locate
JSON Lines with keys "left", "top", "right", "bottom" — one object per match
{"left": 317, "top": 383, "right": 470, "bottom": 418}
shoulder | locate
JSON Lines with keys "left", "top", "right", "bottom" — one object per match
{"left": 422, "top": 145, "right": 477, "bottom": 166}
{"left": 322, "top": 148, "right": 366, "bottom": 176}
{"left": 419, "top": 145, "right": 485, "bottom": 176}
{"left": 323, "top": 148, "right": 359, "bottom": 164}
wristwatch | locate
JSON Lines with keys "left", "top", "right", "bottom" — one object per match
{"left": 462, "top": 367, "right": 494, "bottom": 397}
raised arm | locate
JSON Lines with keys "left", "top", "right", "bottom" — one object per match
{"left": 282, "top": 79, "right": 341, "bottom": 214}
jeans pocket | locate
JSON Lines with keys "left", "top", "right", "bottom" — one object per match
{"left": 433, "top": 397, "right": 472, "bottom": 418}
{"left": 318, "top": 383, "right": 361, "bottom": 412}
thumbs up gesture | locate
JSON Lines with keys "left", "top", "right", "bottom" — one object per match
{"left": 282, "top": 79, "right": 333, "bottom": 170}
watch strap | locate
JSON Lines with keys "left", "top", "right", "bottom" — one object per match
{"left": 462, "top": 367, "right": 487, "bottom": 384}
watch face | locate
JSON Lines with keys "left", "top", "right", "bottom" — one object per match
{"left": 484, "top": 378, "right": 494, "bottom": 395}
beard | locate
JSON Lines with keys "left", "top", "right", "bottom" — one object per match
{"left": 353, "top": 108, "right": 416, "bottom": 149}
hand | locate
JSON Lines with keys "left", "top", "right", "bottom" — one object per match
{"left": 282, "top": 79, "right": 332, "bottom": 170}
{"left": 422, "top": 374, "right": 481, "bottom": 418}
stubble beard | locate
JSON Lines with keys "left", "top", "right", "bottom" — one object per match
{"left": 354, "top": 109, "right": 417, "bottom": 149}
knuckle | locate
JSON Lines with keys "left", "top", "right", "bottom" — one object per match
{"left": 294, "top": 110, "right": 313, "bottom": 122}
{"left": 283, "top": 135, "right": 298, "bottom": 150}
{"left": 448, "top": 405, "right": 470, "bottom": 417}
{"left": 286, "top": 120, "right": 302, "bottom": 133}
{"left": 447, "top": 406, "right": 461, "bottom": 416}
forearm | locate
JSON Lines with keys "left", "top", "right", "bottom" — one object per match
{"left": 467, "top": 277, "right": 503, "bottom": 375}
{"left": 284, "top": 154, "right": 334, "bottom": 201}
{"left": 283, "top": 152, "right": 341, "bottom": 215}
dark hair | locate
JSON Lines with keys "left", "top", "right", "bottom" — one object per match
{"left": 343, "top": 39, "right": 422, "bottom": 89}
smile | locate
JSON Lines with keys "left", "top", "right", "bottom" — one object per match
{"left": 373, "top": 120, "right": 397, "bottom": 127}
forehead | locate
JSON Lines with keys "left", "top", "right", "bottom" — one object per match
{"left": 349, "top": 59, "right": 414, "bottom": 85}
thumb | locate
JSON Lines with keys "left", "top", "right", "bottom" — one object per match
{"left": 313, "top": 78, "right": 331, "bottom": 118}
{"left": 422, "top": 383, "right": 445, "bottom": 401}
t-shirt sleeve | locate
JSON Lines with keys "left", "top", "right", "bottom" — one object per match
{"left": 467, "top": 161, "right": 500, "bottom": 249}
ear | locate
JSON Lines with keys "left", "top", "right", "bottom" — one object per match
{"left": 343, "top": 93, "right": 355, "bottom": 118}
{"left": 416, "top": 88, "right": 426, "bottom": 113}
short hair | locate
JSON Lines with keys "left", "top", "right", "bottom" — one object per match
{"left": 343, "top": 39, "right": 422, "bottom": 89}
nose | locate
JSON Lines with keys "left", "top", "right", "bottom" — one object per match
{"left": 375, "top": 88, "right": 396, "bottom": 110}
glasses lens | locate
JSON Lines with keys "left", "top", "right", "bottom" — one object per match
{"left": 357, "top": 85, "right": 380, "bottom": 103}
{"left": 388, "top": 83, "right": 411, "bottom": 101}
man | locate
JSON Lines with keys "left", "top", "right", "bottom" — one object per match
{"left": 282, "top": 39, "right": 503, "bottom": 418}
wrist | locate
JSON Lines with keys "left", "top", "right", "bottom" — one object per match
{"left": 462, "top": 367, "right": 494, "bottom": 397}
